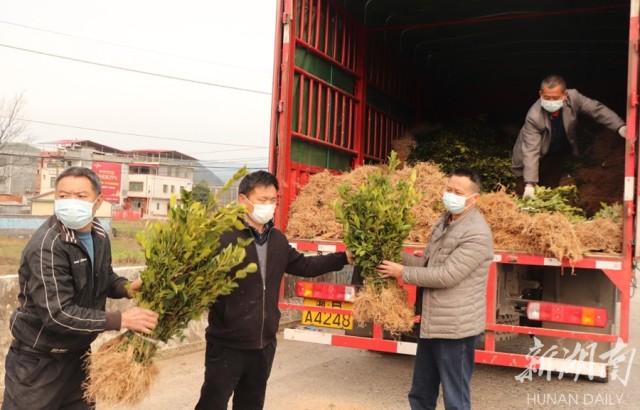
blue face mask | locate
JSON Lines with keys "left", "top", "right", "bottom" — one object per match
{"left": 442, "top": 192, "right": 469, "bottom": 215}
{"left": 54, "top": 199, "right": 96, "bottom": 230}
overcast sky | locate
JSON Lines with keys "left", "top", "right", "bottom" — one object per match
{"left": 0, "top": 0, "right": 277, "bottom": 179}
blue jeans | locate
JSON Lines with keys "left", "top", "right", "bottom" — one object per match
{"left": 409, "top": 335, "right": 479, "bottom": 410}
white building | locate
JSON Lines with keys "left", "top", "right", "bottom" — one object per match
{"left": 126, "top": 154, "right": 195, "bottom": 217}
{"left": 37, "top": 141, "right": 199, "bottom": 218}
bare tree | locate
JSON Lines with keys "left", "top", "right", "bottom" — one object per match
{"left": 0, "top": 93, "right": 27, "bottom": 149}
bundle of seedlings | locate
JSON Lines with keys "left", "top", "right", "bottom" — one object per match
{"left": 409, "top": 119, "right": 517, "bottom": 190}
{"left": 286, "top": 170, "right": 343, "bottom": 239}
{"left": 575, "top": 203, "right": 623, "bottom": 253}
{"left": 522, "top": 212, "right": 583, "bottom": 263}
{"left": 405, "top": 162, "right": 447, "bottom": 243}
{"left": 288, "top": 161, "right": 623, "bottom": 262}
{"left": 479, "top": 188, "right": 584, "bottom": 261}
{"left": 286, "top": 165, "right": 390, "bottom": 239}
{"left": 391, "top": 134, "right": 417, "bottom": 163}
{"left": 335, "top": 152, "right": 420, "bottom": 334}
{"left": 286, "top": 162, "right": 446, "bottom": 243}
{"left": 517, "top": 185, "right": 585, "bottom": 222}
{"left": 84, "top": 169, "right": 257, "bottom": 405}
{"left": 480, "top": 187, "right": 623, "bottom": 262}
{"left": 477, "top": 190, "right": 532, "bottom": 252}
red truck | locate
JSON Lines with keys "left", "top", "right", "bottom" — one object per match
{"left": 269, "top": 0, "right": 637, "bottom": 380}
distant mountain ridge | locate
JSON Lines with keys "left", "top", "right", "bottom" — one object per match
{"left": 193, "top": 164, "right": 224, "bottom": 186}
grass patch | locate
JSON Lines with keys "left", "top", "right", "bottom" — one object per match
{"left": 111, "top": 237, "right": 145, "bottom": 266}
{"left": 111, "top": 220, "right": 146, "bottom": 266}
{"left": 112, "top": 220, "right": 147, "bottom": 239}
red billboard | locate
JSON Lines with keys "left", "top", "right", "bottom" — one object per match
{"left": 92, "top": 161, "right": 122, "bottom": 203}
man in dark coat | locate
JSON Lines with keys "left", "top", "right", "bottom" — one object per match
{"left": 2, "top": 167, "right": 158, "bottom": 410}
{"left": 195, "top": 170, "right": 352, "bottom": 410}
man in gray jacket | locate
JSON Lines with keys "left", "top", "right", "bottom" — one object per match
{"left": 377, "top": 168, "right": 493, "bottom": 410}
{"left": 511, "top": 75, "right": 626, "bottom": 199}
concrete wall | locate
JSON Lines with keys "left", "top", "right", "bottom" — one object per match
{"left": 0, "top": 215, "right": 112, "bottom": 235}
{"left": 0, "top": 205, "right": 30, "bottom": 215}
{"left": 0, "top": 272, "right": 19, "bottom": 400}
{"left": 30, "top": 201, "right": 53, "bottom": 216}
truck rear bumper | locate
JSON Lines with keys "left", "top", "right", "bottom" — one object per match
{"left": 283, "top": 328, "right": 608, "bottom": 379}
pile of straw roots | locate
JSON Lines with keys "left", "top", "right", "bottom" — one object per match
{"left": 287, "top": 162, "right": 622, "bottom": 262}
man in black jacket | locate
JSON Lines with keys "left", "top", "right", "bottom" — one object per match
{"left": 195, "top": 171, "right": 351, "bottom": 410}
{"left": 2, "top": 167, "right": 158, "bottom": 410}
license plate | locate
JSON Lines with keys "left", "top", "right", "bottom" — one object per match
{"left": 301, "top": 299, "right": 353, "bottom": 330}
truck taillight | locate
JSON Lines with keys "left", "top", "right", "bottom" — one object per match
{"left": 527, "top": 302, "right": 607, "bottom": 328}
{"left": 295, "top": 281, "right": 356, "bottom": 302}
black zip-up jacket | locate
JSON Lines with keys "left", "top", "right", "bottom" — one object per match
{"left": 9, "top": 216, "right": 129, "bottom": 354}
{"left": 206, "top": 226, "right": 348, "bottom": 350}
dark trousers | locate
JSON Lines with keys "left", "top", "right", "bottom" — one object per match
{"left": 2, "top": 345, "right": 93, "bottom": 410}
{"left": 515, "top": 151, "right": 570, "bottom": 194}
{"left": 408, "top": 335, "right": 478, "bottom": 410}
{"left": 195, "top": 341, "right": 277, "bottom": 410}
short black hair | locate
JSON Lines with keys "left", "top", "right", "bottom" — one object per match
{"left": 239, "top": 170, "right": 279, "bottom": 195}
{"left": 55, "top": 166, "right": 102, "bottom": 194}
{"left": 450, "top": 168, "right": 482, "bottom": 193}
{"left": 540, "top": 74, "right": 566, "bottom": 91}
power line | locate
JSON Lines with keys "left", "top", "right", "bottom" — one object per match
{"left": 0, "top": 151, "right": 266, "bottom": 171}
{"left": 12, "top": 117, "right": 267, "bottom": 148}
{"left": 0, "top": 20, "right": 269, "bottom": 73}
{"left": 199, "top": 147, "right": 269, "bottom": 154}
{"left": 0, "top": 42, "right": 272, "bottom": 96}
{"left": 198, "top": 156, "right": 268, "bottom": 163}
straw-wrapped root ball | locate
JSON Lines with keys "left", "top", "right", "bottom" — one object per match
{"left": 353, "top": 282, "right": 415, "bottom": 335}
{"left": 83, "top": 333, "right": 159, "bottom": 405}
{"left": 336, "top": 152, "right": 420, "bottom": 335}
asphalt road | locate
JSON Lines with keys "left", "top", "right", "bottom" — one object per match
{"left": 102, "top": 294, "right": 640, "bottom": 410}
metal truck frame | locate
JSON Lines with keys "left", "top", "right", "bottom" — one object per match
{"left": 269, "top": 0, "right": 638, "bottom": 379}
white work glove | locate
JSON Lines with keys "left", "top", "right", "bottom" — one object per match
{"left": 523, "top": 184, "right": 536, "bottom": 199}
{"left": 619, "top": 125, "right": 627, "bottom": 138}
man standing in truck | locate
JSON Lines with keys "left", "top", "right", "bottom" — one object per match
{"left": 377, "top": 168, "right": 493, "bottom": 410}
{"left": 512, "top": 74, "right": 627, "bottom": 199}
{"left": 195, "top": 170, "right": 352, "bottom": 410}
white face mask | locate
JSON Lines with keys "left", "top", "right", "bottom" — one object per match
{"left": 540, "top": 98, "right": 564, "bottom": 113}
{"left": 54, "top": 198, "right": 96, "bottom": 230}
{"left": 442, "top": 192, "right": 469, "bottom": 215}
{"left": 249, "top": 203, "right": 276, "bottom": 224}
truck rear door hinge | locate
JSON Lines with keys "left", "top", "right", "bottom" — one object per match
{"left": 278, "top": 100, "right": 285, "bottom": 112}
